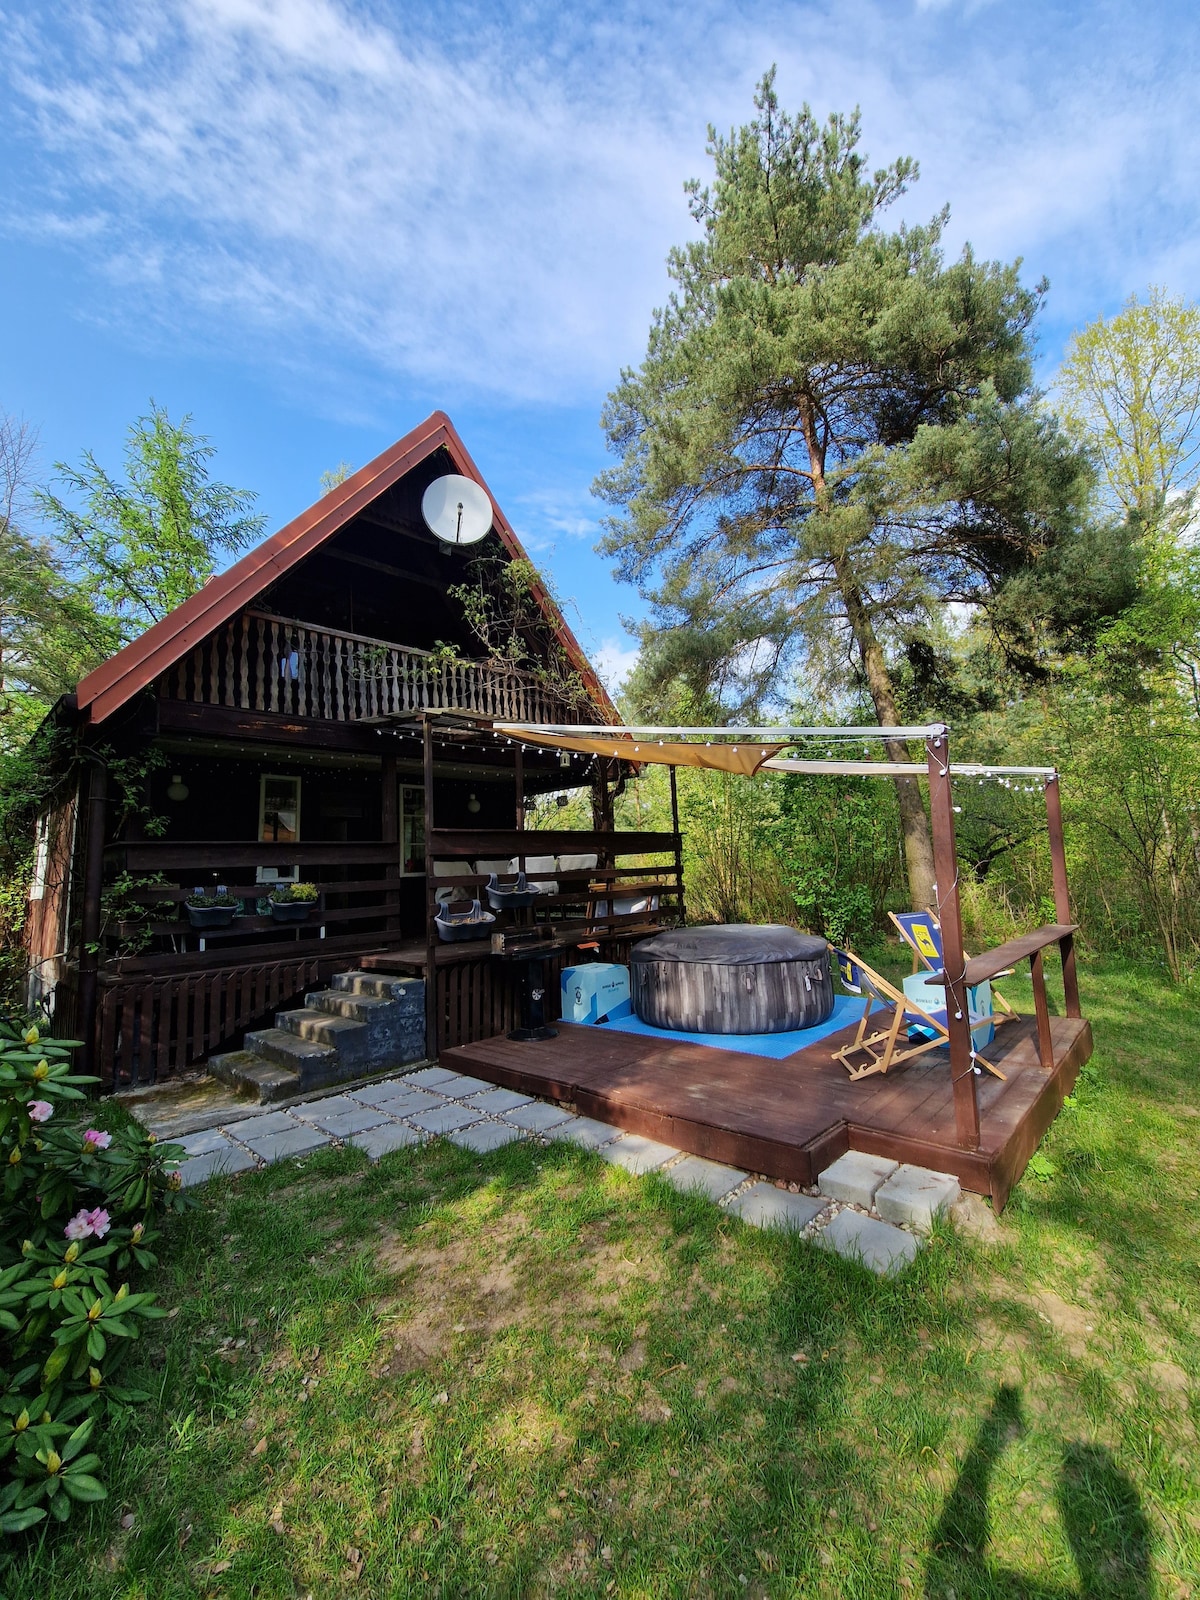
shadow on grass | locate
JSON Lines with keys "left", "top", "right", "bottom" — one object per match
{"left": 926, "top": 1384, "right": 1152, "bottom": 1599}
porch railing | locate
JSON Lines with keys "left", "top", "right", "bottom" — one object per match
{"left": 157, "top": 610, "right": 574, "bottom": 723}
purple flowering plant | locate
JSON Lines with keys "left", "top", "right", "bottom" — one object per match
{"left": 0, "top": 1017, "right": 187, "bottom": 1536}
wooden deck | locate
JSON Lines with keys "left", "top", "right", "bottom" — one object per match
{"left": 442, "top": 1010, "right": 1093, "bottom": 1211}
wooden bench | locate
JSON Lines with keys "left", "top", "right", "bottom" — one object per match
{"left": 928, "top": 923, "right": 1079, "bottom": 1070}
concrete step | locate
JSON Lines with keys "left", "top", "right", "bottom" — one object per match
{"left": 243, "top": 1024, "right": 339, "bottom": 1075}
{"left": 329, "top": 971, "right": 424, "bottom": 1008}
{"left": 305, "top": 989, "right": 395, "bottom": 1023}
{"left": 274, "top": 1007, "right": 378, "bottom": 1068}
{"left": 207, "top": 1049, "right": 302, "bottom": 1104}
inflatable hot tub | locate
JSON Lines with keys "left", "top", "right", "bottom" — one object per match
{"left": 629, "top": 925, "right": 834, "bottom": 1035}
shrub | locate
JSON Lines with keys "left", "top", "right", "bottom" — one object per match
{"left": 184, "top": 887, "right": 240, "bottom": 909}
{"left": 269, "top": 880, "right": 318, "bottom": 904}
{"left": 0, "top": 1021, "right": 185, "bottom": 1536}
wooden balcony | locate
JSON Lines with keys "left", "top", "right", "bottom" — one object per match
{"left": 157, "top": 610, "right": 576, "bottom": 724}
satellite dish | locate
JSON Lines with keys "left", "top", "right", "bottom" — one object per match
{"left": 421, "top": 474, "right": 493, "bottom": 546}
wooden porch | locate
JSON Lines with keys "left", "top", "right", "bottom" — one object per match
{"left": 442, "top": 1007, "right": 1092, "bottom": 1211}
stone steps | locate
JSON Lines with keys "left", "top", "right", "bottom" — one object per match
{"left": 208, "top": 969, "right": 425, "bottom": 1103}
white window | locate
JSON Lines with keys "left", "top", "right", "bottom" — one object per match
{"left": 30, "top": 813, "right": 50, "bottom": 901}
{"left": 257, "top": 774, "right": 300, "bottom": 884}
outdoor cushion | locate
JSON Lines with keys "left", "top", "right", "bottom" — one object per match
{"left": 432, "top": 858, "right": 473, "bottom": 905}
{"left": 509, "top": 854, "right": 558, "bottom": 895}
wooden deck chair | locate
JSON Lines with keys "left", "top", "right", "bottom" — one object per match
{"left": 889, "top": 910, "right": 1019, "bottom": 1026}
{"left": 832, "top": 948, "right": 1005, "bottom": 1083}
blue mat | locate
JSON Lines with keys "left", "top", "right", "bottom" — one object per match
{"left": 597, "top": 992, "right": 881, "bottom": 1059}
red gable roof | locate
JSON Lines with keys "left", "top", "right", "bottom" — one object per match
{"left": 74, "top": 410, "right": 617, "bottom": 727}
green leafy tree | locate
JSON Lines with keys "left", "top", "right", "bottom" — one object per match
{"left": 1057, "top": 287, "right": 1200, "bottom": 524}
{"left": 36, "top": 403, "right": 264, "bottom": 653}
{"left": 595, "top": 71, "right": 1090, "bottom": 909}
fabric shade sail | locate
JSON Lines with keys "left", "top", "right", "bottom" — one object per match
{"left": 494, "top": 725, "right": 786, "bottom": 777}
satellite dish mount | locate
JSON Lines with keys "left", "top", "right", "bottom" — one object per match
{"left": 421, "top": 473, "right": 493, "bottom": 546}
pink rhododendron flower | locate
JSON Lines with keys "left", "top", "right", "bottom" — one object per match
{"left": 86, "top": 1208, "right": 111, "bottom": 1239}
{"left": 26, "top": 1101, "right": 53, "bottom": 1123}
{"left": 82, "top": 1129, "right": 112, "bottom": 1151}
{"left": 64, "top": 1210, "right": 94, "bottom": 1241}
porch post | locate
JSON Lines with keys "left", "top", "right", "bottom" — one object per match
{"left": 381, "top": 750, "right": 399, "bottom": 938}
{"left": 668, "top": 762, "right": 686, "bottom": 926}
{"left": 76, "top": 756, "right": 107, "bottom": 1085}
{"left": 1044, "top": 773, "right": 1080, "bottom": 1018}
{"left": 926, "top": 728, "right": 979, "bottom": 1148}
{"left": 422, "top": 718, "right": 438, "bottom": 1061}
{"left": 514, "top": 742, "right": 524, "bottom": 830}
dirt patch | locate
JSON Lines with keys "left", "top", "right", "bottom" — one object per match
{"left": 374, "top": 1213, "right": 673, "bottom": 1377}
{"left": 488, "top": 1398, "right": 574, "bottom": 1457}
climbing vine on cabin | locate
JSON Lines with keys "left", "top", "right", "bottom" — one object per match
{"left": 442, "top": 550, "right": 591, "bottom": 710}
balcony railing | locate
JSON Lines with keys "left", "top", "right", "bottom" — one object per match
{"left": 158, "top": 610, "right": 575, "bottom": 724}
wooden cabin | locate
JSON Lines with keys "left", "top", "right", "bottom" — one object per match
{"left": 27, "top": 412, "right": 684, "bottom": 1090}
{"left": 24, "top": 410, "right": 1091, "bottom": 1208}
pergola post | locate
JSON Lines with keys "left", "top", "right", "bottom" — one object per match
{"left": 1044, "top": 774, "right": 1081, "bottom": 1018}
{"left": 926, "top": 729, "right": 980, "bottom": 1148}
{"left": 669, "top": 763, "right": 685, "bottom": 926}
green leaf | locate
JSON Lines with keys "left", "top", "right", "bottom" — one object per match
{"left": 61, "top": 1472, "right": 107, "bottom": 1502}
{"left": 61, "top": 1415, "right": 94, "bottom": 1464}
{"left": 0, "top": 1505, "right": 46, "bottom": 1532}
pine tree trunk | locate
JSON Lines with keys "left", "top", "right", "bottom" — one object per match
{"left": 839, "top": 566, "right": 937, "bottom": 912}
{"left": 798, "top": 400, "right": 936, "bottom": 911}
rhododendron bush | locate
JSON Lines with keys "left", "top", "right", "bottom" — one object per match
{"left": 0, "top": 1020, "right": 185, "bottom": 1535}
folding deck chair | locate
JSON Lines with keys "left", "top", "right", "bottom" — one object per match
{"left": 831, "top": 948, "right": 1005, "bottom": 1083}
{"left": 889, "top": 910, "right": 1019, "bottom": 1028}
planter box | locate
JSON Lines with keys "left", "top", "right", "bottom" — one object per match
{"left": 185, "top": 903, "right": 239, "bottom": 930}
{"left": 269, "top": 899, "right": 313, "bottom": 923}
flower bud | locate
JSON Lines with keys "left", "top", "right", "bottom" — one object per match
{"left": 14, "top": 1410, "right": 28, "bottom": 1433}
{"left": 64, "top": 1242, "right": 79, "bottom": 1263}
{"left": 89, "top": 1366, "right": 102, "bottom": 1389}
{"left": 22, "top": 1026, "right": 39, "bottom": 1046}
{"left": 32, "top": 1060, "right": 50, "bottom": 1081}
{"left": 44, "top": 1450, "right": 61, "bottom": 1475}
{"left": 8, "top": 1146, "right": 21, "bottom": 1166}
{"left": 115, "top": 1283, "right": 128, "bottom": 1301}
{"left": 87, "top": 1298, "right": 103, "bottom": 1322}
{"left": 52, "top": 1270, "right": 68, "bottom": 1290}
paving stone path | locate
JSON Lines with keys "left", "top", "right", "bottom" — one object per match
{"left": 174, "top": 1067, "right": 961, "bottom": 1276}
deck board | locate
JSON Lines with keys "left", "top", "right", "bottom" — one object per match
{"left": 443, "top": 1010, "right": 1091, "bottom": 1210}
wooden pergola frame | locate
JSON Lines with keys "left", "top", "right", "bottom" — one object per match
{"left": 496, "top": 720, "right": 1080, "bottom": 1152}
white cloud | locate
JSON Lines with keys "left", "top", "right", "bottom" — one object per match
{"left": 3, "top": 0, "right": 1199, "bottom": 409}
{"left": 593, "top": 635, "right": 641, "bottom": 694}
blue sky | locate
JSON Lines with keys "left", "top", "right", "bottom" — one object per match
{"left": 3, "top": 0, "right": 1199, "bottom": 688}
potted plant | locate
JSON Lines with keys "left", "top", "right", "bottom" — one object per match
{"left": 268, "top": 881, "right": 319, "bottom": 923}
{"left": 184, "top": 886, "right": 241, "bottom": 930}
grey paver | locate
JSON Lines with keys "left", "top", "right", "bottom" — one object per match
{"left": 433, "top": 1073, "right": 493, "bottom": 1099}
{"left": 465, "top": 1086, "right": 533, "bottom": 1114}
{"left": 874, "top": 1165, "right": 961, "bottom": 1232}
{"left": 599, "top": 1133, "right": 679, "bottom": 1175}
{"left": 448, "top": 1120, "right": 524, "bottom": 1153}
{"left": 349, "top": 1083, "right": 443, "bottom": 1115}
{"left": 222, "top": 1110, "right": 301, "bottom": 1141}
{"left": 661, "top": 1155, "right": 748, "bottom": 1203}
{"left": 408, "top": 1102, "right": 483, "bottom": 1136}
{"left": 818, "top": 1208, "right": 920, "bottom": 1275}
{"left": 349, "top": 1122, "right": 423, "bottom": 1161}
{"left": 177, "top": 1126, "right": 237, "bottom": 1159}
{"left": 817, "top": 1150, "right": 899, "bottom": 1209}
{"left": 726, "top": 1182, "right": 824, "bottom": 1230}
{"left": 504, "top": 1100, "right": 576, "bottom": 1134}
{"left": 546, "top": 1115, "right": 623, "bottom": 1150}
{"left": 178, "top": 1144, "right": 259, "bottom": 1187}
{"left": 404, "top": 1066, "right": 460, "bottom": 1089}
{"left": 235, "top": 1123, "right": 331, "bottom": 1162}
{"left": 290, "top": 1096, "right": 389, "bottom": 1136}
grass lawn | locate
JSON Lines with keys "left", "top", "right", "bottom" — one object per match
{"left": 4, "top": 953, "right": 1197, "bottom": 1598}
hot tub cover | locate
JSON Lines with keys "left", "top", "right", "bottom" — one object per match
{"left": 630, "top": 925, "right": 828, "bottom": 965}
